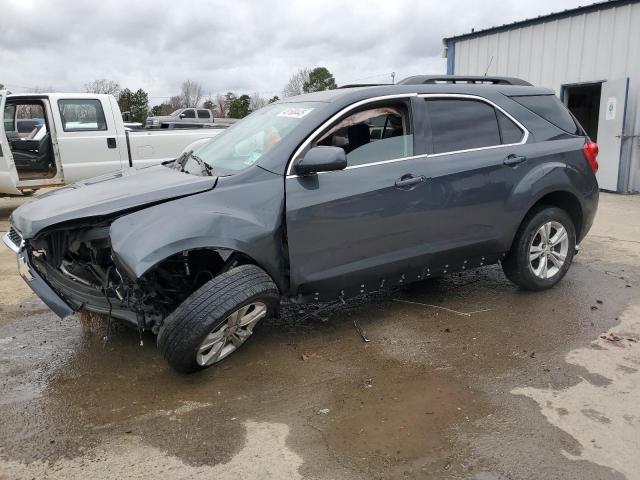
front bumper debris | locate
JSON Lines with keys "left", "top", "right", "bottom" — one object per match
{"left": 3, "top": 229, "right": 74, "bottom": 318}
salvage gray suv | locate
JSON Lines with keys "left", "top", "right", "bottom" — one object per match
{"left": 4, "top": 76, "right": 600, "bottom": 373}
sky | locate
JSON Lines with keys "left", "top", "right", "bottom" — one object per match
{"left": 1, "top": 0, "right": 588, "bottom": 106}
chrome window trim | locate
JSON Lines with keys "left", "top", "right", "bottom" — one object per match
{"left": 420, "top": 93, "right": 529, "bottom": 154}
{"left": 285, "top": 93, "right": 529, "bottom": 178}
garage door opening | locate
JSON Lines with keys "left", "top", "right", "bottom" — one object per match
{"left": 562, "top": 83, "right": 602, "bottom": 141}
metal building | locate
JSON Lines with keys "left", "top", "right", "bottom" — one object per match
{"left": 443, "top": 0, "right": 640, "bottom": 193}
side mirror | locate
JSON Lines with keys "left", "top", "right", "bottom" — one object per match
{"left": 294, "top": 146, "right": 347, "bottom": 175}
{"left": 179, "top": 113, "right": 186, "bottom": 119}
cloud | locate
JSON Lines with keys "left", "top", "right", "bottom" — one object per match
{"left": 1, "top": 0, "right": 584, "bottom": 104}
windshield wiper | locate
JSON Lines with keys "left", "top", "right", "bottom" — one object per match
{"left": 189, "top": 152, "right": 214, "bottom": 177}
{"left": 176, "top": 151, "right": 213, "bottom": 176}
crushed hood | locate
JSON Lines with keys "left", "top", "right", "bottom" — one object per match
{"left": 11, "top": 166, "right": 217, "bottom": 238}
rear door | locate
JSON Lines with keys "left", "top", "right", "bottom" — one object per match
{"left": 52, "top": 95, "right": 126, "bottom": 182}
{"left": 596, "top": 78, "right": 630, "bottom": 191}
{"left": 197, "top": 109, "right": 211, "bottom": 123}
{"left": 0, "top": 91, "right": 21, "bottom": 195}
{"left": 414, "top": 95, "right": 529, "bottom": 256}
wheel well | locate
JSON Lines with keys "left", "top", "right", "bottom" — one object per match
{"left": 526, "top": 191, "right": 583, "bottom": 237}
{"left": 139, "top": 248, "right": 256, "bottom": 316}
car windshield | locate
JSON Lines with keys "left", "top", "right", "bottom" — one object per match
{"left": 170, "top": 109, "right": 182, "bottom": 116}
{"left": 193, "top": 102, "right": 318, "bottom": 173}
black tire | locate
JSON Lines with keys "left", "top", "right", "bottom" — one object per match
{"left": 502, "top": 206, "right": 576, "bottom": 291}
{"left": 157, "top": 264, "right": 279, "bottom": 373}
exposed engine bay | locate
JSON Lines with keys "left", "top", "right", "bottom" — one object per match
{"left": 28, "top": 219, "right": 238, "bottom": 334}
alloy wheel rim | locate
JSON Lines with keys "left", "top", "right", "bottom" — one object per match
{"left": 528, "top": 221, "right": 569, "bottom": 279}
{"left": 196, "top": 301, "right": 267, "bottom": 366}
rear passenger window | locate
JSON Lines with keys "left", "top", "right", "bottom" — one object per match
{"left": 497, "top": 111, "right": 524, "bottom": 144}
{"left": 425, "top": 99, "right": 501, "bottom": 154}
{"left": 197, "top": 109, "right": 210, "bottom": 119}
{"left": 511, "top": 94, "right": 579, "bottom": 134}
{"left": 316, "top": 103, "right": 413, "bottom": 167}
{"left": 58, "top": 99, "right": 108, "bottom": 132}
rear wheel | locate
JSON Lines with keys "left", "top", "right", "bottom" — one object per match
{"left": 502, "top": 206, "right": 576, "bottom": 291}
{"left": 157, "top": 264, "right": 279, "bottom": 373}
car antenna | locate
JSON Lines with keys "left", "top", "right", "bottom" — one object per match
{"left": 484, "top": 56, "right": 494, "bottom": 76}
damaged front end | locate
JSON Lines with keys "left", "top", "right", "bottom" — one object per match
{"left": 26, "top": 219, "right": 237, "bottom": 334}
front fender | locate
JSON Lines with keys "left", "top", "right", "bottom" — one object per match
{"left": 109, "top": 169, "right": 287, "bottom": 291}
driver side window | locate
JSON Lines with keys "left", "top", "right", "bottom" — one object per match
{"left": 316, "top": 102, "right": 413, "bottom": 167}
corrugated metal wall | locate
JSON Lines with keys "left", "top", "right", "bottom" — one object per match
{"left": 452, "top": 1, "right": 640, "bottom": 192}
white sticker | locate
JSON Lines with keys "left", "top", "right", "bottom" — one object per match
{"left": 277, "top": 108, "right": 313, "bottom": 119}
{"left": 606, "top": 97, "right": 616, "bottom": 121}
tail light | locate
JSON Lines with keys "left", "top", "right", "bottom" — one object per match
{"left": 583, "top": 139, "right": 599, "bottom": 173}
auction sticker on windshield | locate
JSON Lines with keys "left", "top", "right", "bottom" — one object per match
{"left": 277, "top": 108, "right": 314, "bottom": 119}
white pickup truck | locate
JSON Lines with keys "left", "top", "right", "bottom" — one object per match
{"left": 0, "top": 91, "right": 223, "bottom": 195}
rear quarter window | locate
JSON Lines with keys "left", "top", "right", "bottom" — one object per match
{"left": 511, "top": 94, "right": 579, "bottom": 134}
{"left": 497, "top": 111, "right": 524, "bottom": 144}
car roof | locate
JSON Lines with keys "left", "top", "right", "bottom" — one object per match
{"left": 6, "top": 93, "right": 113, "bottom": 100}
{"left": 280, "top": 83, "right": 554, "bottom": 105}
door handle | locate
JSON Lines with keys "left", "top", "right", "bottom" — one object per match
{"left": 503, "top": 154, "right": 527, "bottom": 167}
{"left": 395, "top": 175, "right": 426, "bottom": 189}
{"left": 107, "top": 137, "right": 117, "bottom": 149}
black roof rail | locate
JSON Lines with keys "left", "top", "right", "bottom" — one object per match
{"left": 398, "top": 75, "right": 533, "bottom": 86}
{"left": 337, "top": 83, "right": 391, "bottom": 89}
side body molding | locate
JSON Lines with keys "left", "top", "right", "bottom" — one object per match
{"left": 109, "top": 167, "right": 288, "bottom": 291}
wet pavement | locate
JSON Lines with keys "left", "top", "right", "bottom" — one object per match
{"left": 0, "top": 192, "right": 639, "bottom": 479}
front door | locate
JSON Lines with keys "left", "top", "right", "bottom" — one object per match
{"left": 286, "top": 97, "right": 428, "bottom": 299}
{"left": 0, "top": 91, "right": 20, "bottom": 195}
{"left": 596, "top": 78, "right": 630, "bottom": 191}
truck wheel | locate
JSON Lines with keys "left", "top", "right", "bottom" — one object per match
{"left": 157, "top": 264, "right": 279, "bottom": 373}
{"left": 502, "top": 206, "right": 576, "bottom": 291}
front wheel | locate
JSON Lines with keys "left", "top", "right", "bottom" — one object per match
{"left": 157, "top": 264, "right": 279, "bottom": 373}
{"left": 502, "top": 206, "right": 576, "bottom": 291}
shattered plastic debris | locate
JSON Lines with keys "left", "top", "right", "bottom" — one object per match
{"left": 600, "top": 333, "right": 622, "bottom": 342}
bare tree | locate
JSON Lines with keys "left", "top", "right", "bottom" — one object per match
{"left": 282, "top": 68, "right": 310, "bottom": 98}
{"left": 214, "top": 94, "right": 228, "bottom": 118}
{"left": 168, "top": 95, "right": 184, "bottom": 111}
{"left": 180, "top": 80, "right": 203, "bottom": 108}
{"left": 84, "top": 79, "right": 121, "bottom": 96}
{"left": 17, "top": 85, "right": 54, "bottom": 118}
{"left": 249, "top": 92, "right": 267, "bottom": 112}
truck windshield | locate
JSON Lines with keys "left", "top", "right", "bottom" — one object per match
{"left": 194, "top": 102, "right": 318, "bottom": 173}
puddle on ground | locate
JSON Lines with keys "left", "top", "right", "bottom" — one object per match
{"left": 0, "top": 262, "right": 636, "bottom": 479}
{"left": 311, "top": 361, "right": 491, "bottom": 470}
